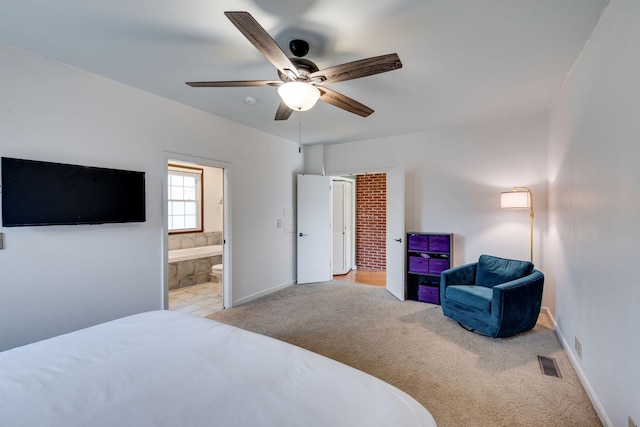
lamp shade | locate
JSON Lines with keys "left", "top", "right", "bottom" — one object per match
{"left": 500, "top": 190, "right": 530, "bottom": 209}
{"left": 277, "top": 82, "right": 321, "bottom": 111}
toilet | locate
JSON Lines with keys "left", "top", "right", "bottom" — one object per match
{"left": 211, "top": 264, "right": 223, "bottom": 279}
{"left": 210, "top": 264, "right": 223, "bottom": 296}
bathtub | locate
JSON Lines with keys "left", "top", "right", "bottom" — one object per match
{"left": 168, "top": 245, "right": 223, "bottom": 263}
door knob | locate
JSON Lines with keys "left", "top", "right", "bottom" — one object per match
{"left": 299, "top": 232, "right": 308, "bottom": 237}
{"left": 394, "top": 238, "right": 402, "bottom": 243}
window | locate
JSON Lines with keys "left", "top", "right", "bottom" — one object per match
{"left": 168, "top": 165, "right": 203, "bottom": 233}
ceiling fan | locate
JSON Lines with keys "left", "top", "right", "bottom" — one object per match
{"left": 186, "top": 11, "right": 403, "bottom": 121}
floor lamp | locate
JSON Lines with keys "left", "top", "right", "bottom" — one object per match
{"left": 500, "top": 187, "right": 534, "bottom": 263}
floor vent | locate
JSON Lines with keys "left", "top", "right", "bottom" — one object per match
{"left": 538, "top": 356, "right": 562, "bottom": 378}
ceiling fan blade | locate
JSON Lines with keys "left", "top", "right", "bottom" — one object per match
{"left": 224, "top": 11, "right": 299, "bottom": 79}
{"left": 186, "top": 80, "right": 280, "bottom": 87}
{"left": 318, "top": 87, "right": 374, "bottom": 117}
{"left": 275, "top": 101, "right": 293, "bottom": 121}
{"left": 311, "top": 53, "right": 402, "bottom": 85}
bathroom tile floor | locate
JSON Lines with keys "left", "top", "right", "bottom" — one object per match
{"left": 168, "top": 282, "right": 223, "bottom": 317}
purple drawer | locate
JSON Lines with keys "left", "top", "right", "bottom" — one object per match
{"left": 409, "top": 255, "right": 430, "bottom": 273}
{"left": 418, "top": 285, "right": 439, "bottom": 304}
{"left": 429, "top": 258, "right": 450, "bottom": 275}
{"left": 428, "top": 235, "right": 450, "bottom": 253}
{"left": 408, "top": 234, "right": 429, "bottom": 251}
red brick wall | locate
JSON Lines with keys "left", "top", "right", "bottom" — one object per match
{"left": 356, "top": 173, "right": 386, "bottom": 271}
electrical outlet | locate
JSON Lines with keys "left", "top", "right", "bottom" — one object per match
{"left": 277, "top": 219, "right": 283, "bottom": 228}
{"left": 630, "top": 415, "right": 637, "bottom": 427}
{"left": 575, "top": 337, "right": 582, "bottom": 359}
{"left": 0, "top": 233, "right": 4, "bottom": 249}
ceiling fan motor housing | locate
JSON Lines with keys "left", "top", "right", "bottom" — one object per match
{"left": 278, "top": 58, "right": 319, "bottom": 82}
{"left": 289, "top": 39, "right": 310, "bottom": 57}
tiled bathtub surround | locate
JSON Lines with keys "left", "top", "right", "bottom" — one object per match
{"left": 168, "top": 232, "right": 222, "bottom": 290}
{"left": 168, "top": 231, "right": 222, "bottom": 250}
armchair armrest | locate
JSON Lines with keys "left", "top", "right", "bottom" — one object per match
{"left": 490, "top": 270, "right": 545, "bottom": 338}
{"left": 440, "top": 263, "right": 477, "bottom": 290}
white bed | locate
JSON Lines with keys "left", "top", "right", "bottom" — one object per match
{"left": 0, "top": 310, "right": 436, "bottom": 426}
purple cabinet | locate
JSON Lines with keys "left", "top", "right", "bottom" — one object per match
{"left": 406, "top": 233, "right": 453, "bottom": 305}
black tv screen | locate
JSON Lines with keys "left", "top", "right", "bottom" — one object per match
{"left": 1, "top": 157, "right": 146, "bottom": 227}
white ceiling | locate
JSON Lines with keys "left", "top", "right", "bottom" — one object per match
{"left": 1, "top": 0, "right": 609, "bottom": 145}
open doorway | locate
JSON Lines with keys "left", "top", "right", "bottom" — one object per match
{"left": 297, "top": 168, "right": 404, "bottom": 298}
{"left": 163, "top": 153, "right": 232, "bottom": 317}
{"left": 332, "top": 173, "right": 387, "bottom": 287}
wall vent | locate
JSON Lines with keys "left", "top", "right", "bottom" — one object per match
{"left": 538, "top": 356, "right": 562, "bottom": 378}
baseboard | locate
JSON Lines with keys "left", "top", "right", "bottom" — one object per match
{"left": 541, "top": 307, "right": 612, "bottom": 427}
{"left": 232, "top": 280, "right": 295, "bottom": 306}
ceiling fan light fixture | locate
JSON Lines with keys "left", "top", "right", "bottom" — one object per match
{"left": 277, "top": 81, "right": 320, "bottom": 111}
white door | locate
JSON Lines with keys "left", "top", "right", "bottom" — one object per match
{"left": 386, "top": 167, "right": 406, "bottom": 300}
{"left": 297, "top": 174, "right": 332, "bottom": 284}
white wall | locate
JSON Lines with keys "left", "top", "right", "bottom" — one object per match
{"left": 0, "top": 43, "right": 302, "bottom": 351}
{"left": 303, "top": 144, "right": 325, "bottom": 175}
{"left": 548, "top": 0, "right": 640, "bottom": 425}
{"left": 314, "top": 114, "right": 548, "bottom": 283}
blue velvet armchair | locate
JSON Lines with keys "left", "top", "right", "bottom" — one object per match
{"left": 440, "top": 255, "right": 544, "bottom": 338}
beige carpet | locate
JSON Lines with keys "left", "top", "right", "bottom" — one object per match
{"left": 208, "top": 281, "right": 601, "bottom": 427}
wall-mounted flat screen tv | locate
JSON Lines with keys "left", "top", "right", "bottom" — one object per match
{"left": 1, "top": 157, "right": 146, "bottom": 227}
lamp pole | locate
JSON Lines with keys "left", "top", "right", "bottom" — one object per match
{"left": 511, "top": 186, "right": 534, "bottom": 263}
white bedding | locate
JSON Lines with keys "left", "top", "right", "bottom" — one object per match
{"left": 0, "top": 310, "right": 436, "bottom": 426}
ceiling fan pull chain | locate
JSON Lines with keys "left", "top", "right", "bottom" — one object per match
{"left": 298, "top": 112, "right": 302, "bottom": 147}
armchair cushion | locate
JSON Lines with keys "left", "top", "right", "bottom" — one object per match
{"left": 445, "top": 285, "right": 492, "bottom": 313}
{"left": 475, "top": 254, "right": 533, "bottom": 288}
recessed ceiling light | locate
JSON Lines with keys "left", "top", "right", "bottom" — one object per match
{"left": 244, "top": 96, "right": 257, "bottom": 105}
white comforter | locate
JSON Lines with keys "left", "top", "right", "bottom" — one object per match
{"left": 0, "top": 310, "right": 436, "bottom": 426}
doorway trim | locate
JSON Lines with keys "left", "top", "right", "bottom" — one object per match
{"left": 328, "top": 168, "right": 389, "bottom": 272}
{"left": 325, "top": 166, "right": 405, "bottom": 300}
{"left": 162, "top": 151, "right": 233, "bottom": 310}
